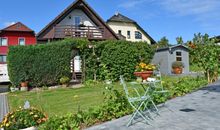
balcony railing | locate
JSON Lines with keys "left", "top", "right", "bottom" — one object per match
{"left": 54, "top": 25, "right": 105, "bottom": 40}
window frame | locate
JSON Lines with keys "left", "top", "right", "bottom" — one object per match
{"left": 135, "top": 31, "right": 142, "bottom": 39}
{"left": 18, "top": 37, "right": 25, "bottom": 45}
{"left": 127, "top": 31, "right": 131, "bottom": 39}
{"left": 0, "top": 55, "right": 7, "bottom": 63}
{"left": 74, "top": 16, "right": 81, "bottom": 26}
{"left": 118, "top": 30, "right": 122, "bottom": 35}
{"left": 176, "top": 51, "right": 182, "bottom": 61}
{"left": 0, "top": 37, "right": 8, "bottom": 46}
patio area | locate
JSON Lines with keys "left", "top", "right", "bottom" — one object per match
{"left": 87, "top": 81, "right": 220, "bottom": 130}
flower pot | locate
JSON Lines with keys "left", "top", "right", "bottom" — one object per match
{"left": 20, "top": 126, "right": 37, "bottom": 130}
{"left": 20, "top": 81, "right": 28, "bottom": 87}
{"left": 20, "top": 87, "right": 28, "bottom": 91}
{"left": 173, "top": 67, "right": 183, "bottom": 74}
{"left": 134, "top": 71, "right": 153, "bottom": 80}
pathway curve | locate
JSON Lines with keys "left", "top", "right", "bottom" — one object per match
{"left": 87, "top": 81, "right": 220, "bottom": 130}
{"left": 0, "top": 94, "right": 9, "bottom": 122}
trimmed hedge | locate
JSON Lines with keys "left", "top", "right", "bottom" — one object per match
{"left": 84, "top": 40, "right": 155, "bottom": 81}
{"left": 7, "top": 39, "right": 88, "bottom": 86}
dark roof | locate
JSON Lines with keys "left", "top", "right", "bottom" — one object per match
{"left": 156, "top": 44, "right": 189, "bottom": 52}
{"left": 37, "top": 0, "right": 118, "bottom": 40}
{"left": 107, "top": 13, "right": 136, "bottom": 23}
{"left": 107, "top": 13, "right": 156, "bottom": 44}
{"left": 0, "top": 22, "right": 34, "bottom": 32}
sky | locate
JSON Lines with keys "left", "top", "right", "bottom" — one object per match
{"left": 0, "top": 0, "right": 219, "bottom": 44}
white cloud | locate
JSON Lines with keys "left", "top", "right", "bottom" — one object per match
{"left": 4, "top": 21, "right": 16, "bottom": 27}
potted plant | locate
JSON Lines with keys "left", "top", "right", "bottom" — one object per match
{"left": 134, "top": 62, "right": 156, "bottom": 80}
{"left": 20, "top": 72, "right": 29, "bottom": 91}
{"left": 172, "top": 61, "right": 184, "bottom": 74}
{"left": 0, "top": 107, "right": 47, "bottom": 130}
{"left": 59, "top": 76, "right": 71, "bottom": 87}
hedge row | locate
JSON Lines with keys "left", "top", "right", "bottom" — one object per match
{"left": 8, "top": 39, "right": 154, "bottom": 86}
{"left": 7, "top": 39, "right": 88, "bottom": 86}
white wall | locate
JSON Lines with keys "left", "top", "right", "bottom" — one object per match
{"left": 58, "top": 9, "right": 96, "bottom": 26}
{"left": 107, "top": 22, "right": 151, "bottom": 44}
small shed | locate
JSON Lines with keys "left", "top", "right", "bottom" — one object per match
{"left": 152, "top": 44, "right": 190, "bottom": 75}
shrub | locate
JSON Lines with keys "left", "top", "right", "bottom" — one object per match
{"left": 0, "top": 108, "right": 47, "bottom": 130}
{"left": 59, "top": 76, "right": 70, "bottom": 85}
{"left": 172, "top": 61, "right": 184, "bottom": 68}
{"left": 7, "top": 38, "right": 89, "bottom": 87}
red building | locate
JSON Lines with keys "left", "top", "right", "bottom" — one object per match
{"left": 0, "top": 22, "right": 36, "bottom": 64}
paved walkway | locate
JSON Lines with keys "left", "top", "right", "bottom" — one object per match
{"left": 0, "top": 94, "right": 9, "bottom": 122}
{"left": 87, "top": 81, "right": 220, "bottom": 130}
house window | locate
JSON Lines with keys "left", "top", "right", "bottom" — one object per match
{"left": 0, "top": 38, "right": 8, "bottom": 46}
{"left": 18, "top": 38, "right": 25, "bottom": 45}
{"left": 176, "top": 51, "right": 182, "bottom": 61}
{"left": 127, "top": 31, "right": 131, "bottom": 39}
{"left": 135, "top": 31, "right": 142, "bottom": 39}
{"left": 74, "top": 16, "right": 81, "bottom": 26}
{"left": 118, "top": 30, "right": 122, "bottom": 35}
{"left": 0, "top": 55, "right": 7, "bottom": 63}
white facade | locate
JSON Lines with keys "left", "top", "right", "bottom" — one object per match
{"left": 0, "top": 64, "right": 10, "bottom": 82}
{"left": 107, "top": 22, "right": 151, "bottom": 44}
{"left": 58, "top": 9, "right": 96, "bottom": 26}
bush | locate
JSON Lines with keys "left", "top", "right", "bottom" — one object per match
{"left": 0, "top": 108, "right": 47, "bottom": 130}
{"left": 83, "top": 40, "right": 155, "bottom": 81}
{"left": 7, "top": 39, "right": 89, "bottom": 87}
{"left": 59, "top": 76, "right": 70, "bottom": 85}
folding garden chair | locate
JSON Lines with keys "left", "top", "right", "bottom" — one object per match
{"left": 120, "top": 76, "right": 154, "bottom": 126}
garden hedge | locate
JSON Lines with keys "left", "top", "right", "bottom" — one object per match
{"left": 7, "top": 39, "right": 88, "bottom": 86}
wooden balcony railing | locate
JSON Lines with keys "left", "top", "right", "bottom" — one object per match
{"left": 54, "top": 25, "right": 105, "bottom": 40}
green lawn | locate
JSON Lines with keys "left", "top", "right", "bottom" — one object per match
{"left": 8, "top": 84, "right": 115, "bottom": 117}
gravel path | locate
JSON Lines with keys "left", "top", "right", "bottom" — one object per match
{"left": 0, "top": 94, "right": 9, "bottom": 122}
{"left": 87, "top": 81, "right": 220, "bottom": 130}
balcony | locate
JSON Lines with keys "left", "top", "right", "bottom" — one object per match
{"left": 54, "top": 25, "right": 105, "bottom": 40}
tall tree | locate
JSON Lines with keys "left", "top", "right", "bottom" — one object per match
{"left": 157, "top": 36, "right": 169, "bottom": 48}
{"left": 176, "top": 36, "right": 184, "bottom": 44}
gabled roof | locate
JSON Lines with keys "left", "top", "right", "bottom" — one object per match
{"left": 0, "top": 22, "right": 34, "bottom": 32}
{"left": 37, "top": 0, "right": 118, "bottom": 40}
{"left": 156, "top": 44, "right": 189, "bottom": 52}
{"left": 107, "top": 13, "right": 156, "bottom": 44}
{"left": 107, "top": 13, "right": 136, "bottom": 23}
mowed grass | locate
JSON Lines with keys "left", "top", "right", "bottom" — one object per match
{"left": 7, "top": 85, "right": 115, "bottom": 117}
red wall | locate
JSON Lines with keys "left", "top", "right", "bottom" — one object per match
{"left": 0, "top": 31, "right": 36, "bottom": 55}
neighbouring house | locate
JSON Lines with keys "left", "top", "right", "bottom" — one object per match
{"left": 37, "top": 0, "right": 118, "bottom": 42}
{"left": 107, "top": 13, "right": 156, "bottom": 44}
{"left": 214, "top": 35, "right": 220, "bottom": 45}
{"left": 152, "top": 44, "right": 190, "bottom": 75}
{"left": 0, "top": 22, "right": 36, "bottom": 82}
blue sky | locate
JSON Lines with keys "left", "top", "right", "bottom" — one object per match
{"left": 0, "top": 0, "right": 219, "bottom": 43}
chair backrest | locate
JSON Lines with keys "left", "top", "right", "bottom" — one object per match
{"left": 153, "top": 64, "right": 162, "bottom": 81}
{"left": 120, "top": 75, "right": 129, "bottom": 98}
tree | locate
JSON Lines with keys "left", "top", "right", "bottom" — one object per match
{"left": 190, "top": 33, "right": 219, "bottom": 83}
{"left": 176, "top": 36, "right": 184, "bottom": 44}
{"left": 157, "top": 36, "right": 169, "bottom": 48}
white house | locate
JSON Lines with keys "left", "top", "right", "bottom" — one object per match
{"left": 107, "top": 13, "right": 156, "bottom": 44}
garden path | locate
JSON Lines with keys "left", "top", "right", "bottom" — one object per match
{"left": 87, "top": 81, "right": 220, "bottom": 130}
{"left": 0, "top": 94, "right": 9, "bottom": 122}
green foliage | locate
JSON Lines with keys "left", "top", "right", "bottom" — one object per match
{"left": 0, "top": 108, "right": 47, "bottom": 130}
{"left": 38, "top": 76, "right": 207, "bottom": 129}
{"left": 176, "top": 36, "right": 184, "bottom": 44}
{"left": 189, "top": 33, "right": 220, "bottom": 83}
{"left": 84, "top": 40, "right": 154, "bottom": 81}
{"left": 59, "top": 76, "right": 70, "bottom": 85}
{"left": 7, "top": 38, "right": 89, "bottom": 87}
{"left": 157, "top": 36, "right": 170, "bottom": 48}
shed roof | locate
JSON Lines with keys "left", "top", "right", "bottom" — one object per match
{"left": 156, "top": 44, "right": 189, "bottom": 52}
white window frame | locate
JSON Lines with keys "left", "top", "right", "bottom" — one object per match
{"left": 18, "top": 37, "right": 25, "bottom": 45}
{"left": 0, "top": 37, "right": 8, "bottom": 46}
{"left": 135, "top": 31, "right": 142, "bottom": 39}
